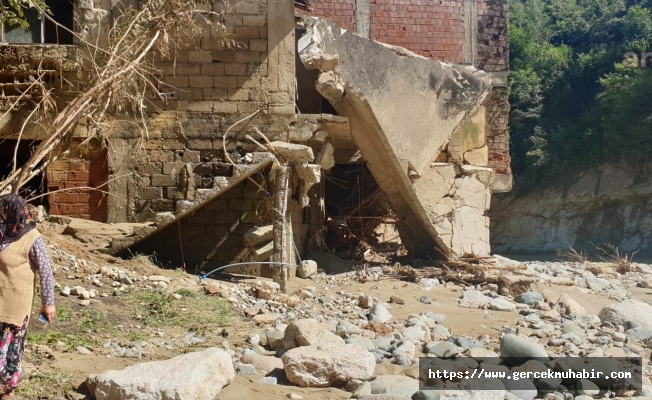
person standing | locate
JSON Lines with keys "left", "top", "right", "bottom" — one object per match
{"left": 0, "top": 194, "right": 55, "bottom": 399}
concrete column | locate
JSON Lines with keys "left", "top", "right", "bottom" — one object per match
{"left": 356, "top": 0, "right": 371, "bottom": 38}
{"left": 267, "top": 0, "right": 296, "bottom": 115}
{"left": 463, "top": 0, "right": 478, "bottom": 65}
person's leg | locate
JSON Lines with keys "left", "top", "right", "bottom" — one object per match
{"left": 1, "top": 318, "right": 28, "bottom": 399}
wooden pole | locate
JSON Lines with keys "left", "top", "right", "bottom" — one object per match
{"left": 273, "top": 164, "right": 290, "bottom": 291}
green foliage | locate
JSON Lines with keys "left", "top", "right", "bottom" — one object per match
{"left": 509, "top": 0, "right": 652, "bottom": 188}
{"left": 0, "top": 0, "right": 50, "bottom": 28}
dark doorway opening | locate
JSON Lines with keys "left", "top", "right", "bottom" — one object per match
{"left": 295, "top": 27, "right": 337, "bottom": 115}
{"left": 44, "top": 0, "right": 75, "bottom": 45}
{"left": 0, "top": 140, "right": 48, "bottom": 206}
{"left": 323, "top": 164, "right": 403, "bottom": 260}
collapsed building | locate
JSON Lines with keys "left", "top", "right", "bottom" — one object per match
{"left": 0, "top": 0, "right": 510, "bottom": 278}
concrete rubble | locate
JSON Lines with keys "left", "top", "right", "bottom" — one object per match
{"left": 298, "top": 19, "right": 495, "bottom": 258}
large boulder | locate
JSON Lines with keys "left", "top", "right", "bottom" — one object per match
{"left": 94, "top": 348, "right": 234, "bottom": 400}
{"left": 370, "top": 375, "right": 420, "bottom": 397}
{"left": 598, "top": 299, "right": 652, "bottom": 329}
{"left": 500, "top": 334, "right": 548, "bottom": 365}
{"left": 282, "top": 343, "right": 376, "bottom": 387}
{"left": 284, "top": 318, "right": 345, "bottom": 347}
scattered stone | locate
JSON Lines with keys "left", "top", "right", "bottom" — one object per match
{"left": 253, "top": 314, "right": 278, "bottom": 325}
{"left": 93, "top": 348, "right": 234, "bottom": 399}
{"left": 369, "top": 303, "right": 392, "bottom": 323}
{"left": 60, "top": 287, "right": 71, "bottom": 297}
{"left": 298, "top": 260, "right": 318, "bottom": 279}
{"left": 389, "top": 296, "right": 405, "bottom": 305}
{"left": 284, "top": 318, "right": 344, "bottom": 347}
{"left": 418, "top": 296, "right": 431, "bottom": 304}
{"left": 489, "top": 297, "right": 516, "bottom": 312}
{"left": 393, "top": 341, "right": 416, "bottom": 366}
{"left": 369, "top": 375, "right": 419, "bottom": 397}
{"left": 459, "top": 290, "right": 491, "bottom": 309}
{"left": 240, "top": 354, "right": 283, "bottom": 372}
{"left": 599, "top": 299, "right": 652, "bottom": 329}
{"left": 76, "top": 346, "right": 92, "bottom": 355}
{"left": 287, "top": 394, "right": 303, "bottom": 400}
{"left": 358, "top": 295, "right": 374, "bottom": 309}
{"left": 412, "top": 390, "right": 441, "bottom": 400}
{"left": 235, "top": 363, "right": 257, "bottom": 375}
{"left": 257, "top": 377, "right": 277, "bottom": 385}
{"left": 426, "top": 342, "right": 458, "bottom": 359}
{"left": 554, "top": 293, "right": 586, "bottom": 315}
{"left": 575, "top": 379, "right": 600, "bottom": 396}
{"left": 500, "top": 334, "right": 548, "bottom": 364}
{"left": 515, "top": 291, "right": 543, "bottom": 306}
{"left": 282, "top": 343, "right": 376, "bottom": 387}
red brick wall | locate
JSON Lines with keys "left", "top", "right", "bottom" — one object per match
{"left": 297, "top": 0, "right": 467, "bottom": 63}
{"left": 370, "top": 0, "right": 465, "bottom": 63}
{"left": 47, "top": 141, "right": 108, "bottom": 222}
{"left": 296, "top": 0, "right": 357, "bottom": 30}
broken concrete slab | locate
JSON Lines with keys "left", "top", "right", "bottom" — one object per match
{"left": 315, "top": 143, "right": 335, "bottom": 171}
{"left": 299, "top": 19, "right": 493, "bottom": 258}
{"left": 270, "top": 142, "right": 314, "bottom": 163}
{"left": 295, "top": 163, "right": 321, "bottom": 184}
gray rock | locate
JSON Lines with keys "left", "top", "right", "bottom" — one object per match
{"left": 515, "top": 291, "right": 544, "bottom": 306}
{"left": 500, "top": 334, "right": 548, "bottom": 365}
{"left": 235, "top": 363, "right": 257, "bottom": 375}
{"left": 575, "top": 379, "right": 600, "bottom": 396}
{"left": 598, "top": 300, "right": 652, "bottom": 330}
{"left": 374, "top": 336, "right": 394, "bottom": 352}
{"left": 257, "top": 377, "right": 277, "bottom": 385}
{"left": 369, "top": 303, "right": 393, "bottom": 323}
{"left": 94, "top": 348, "right": 234, "bottom": 400}
{"left": 585, "top": 277, "right": 610, "bottom": 292}
{"left": 459, "top": 290, "right": 491, "bottom": 309}
{"left": 348, "top": 335, "right": 376, "bottom": 351}
{"left": 354, "top": 381, "right": 372, "bottom": 396}
{"left": 336, "top": 320, "right": 362, "bottom": 337}
{"left": 76, "top": 346, "right": 92, "bottom": 355}
{"left": 455, "top": 336, "right": 486, "bottom": 349}
{"left": 626, "top": 327, "right": 652, "bottom": 342}
{"left": 490, "top": 297, "right": 516, "bottom": 312}
{"left": 426, "top": 313, "right": 447, "bottom": 324}
{"left": 370, "top": 375, "right": 420, "bottom": 397}
{"left": 431, "top": 325, "right": 451, "bottom": 340}
{"left": 574, "top": 396, "right": 594, "bottom": 400}
{"left": 503, "top": 377, "right": 537, "bottom": 400}
{"left": 393, "top": 341, "right": 416, "bottom": 366}
{"left": 418, "top": 296, "right": 431, "bottom": 304}
{"left": 426, "top": 342, "right": 458, "bottom": 359}
{"left": 411, "top": 390, "right": 440, "bottom": 400}
{"left": 403, "top": 327, "right": 426, "bottom": 342}
{"left": 298, "top": 260, "right": 318, "bottom": 278}
{"left": 561, "top": 323, "right": 586, "bottom": 338}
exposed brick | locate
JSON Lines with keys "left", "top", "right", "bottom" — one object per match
{"left": 188, "top": 50, "right": 213, "bottom": 63}
{"left": 213, "top": 76, "right": 238, "bottom": 88}
{"left": 203, "top": 88, "right": 228, "bottom": 100}
{"left": 151, "top": 174, "right": 177, "bottom": 187}
{"left": 162, "top": 162, "right": 184, "bottom": 175}
{"left": 234, "top": 26, "right": 260, "bottom": 39}
{"left": 224, "top": 63, "right": 247, "bottom": 76}
{"left": 188, "top": 139, "right": 213, "bottom": 150}
{"left": 139, "top": 187, "right": 163, "bottom": 200}
{"left": 178, "top": 88, "right": 204, "bottom": 101}
{"left": 200, "top": 63, "right": 225, "bottom": 76}
{"left": 189, "top": 75, "right": 214, "bottom": 88}
{"left": 187, "top": 101, "right": 214, "bottom": 113}
{"left": 211, "top": 101, "right": 238, "bottom": 114}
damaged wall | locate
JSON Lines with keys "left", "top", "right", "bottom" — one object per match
{"left": 296, "top": 0, "right": 512, "bottom": 192}
{"left": 299, "top": 19, "right": 494, "bottom": 258}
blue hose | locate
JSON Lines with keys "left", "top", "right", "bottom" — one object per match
{"left": 198, "top": 261, "right": 300, "bottom": 280}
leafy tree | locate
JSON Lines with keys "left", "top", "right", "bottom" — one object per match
{"left": 0, "top": 0, "right": 50, "bottom": 27}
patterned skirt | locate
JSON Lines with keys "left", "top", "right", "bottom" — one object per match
{"left": 0, "top": 318, "right": 27, "bottom": 394}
